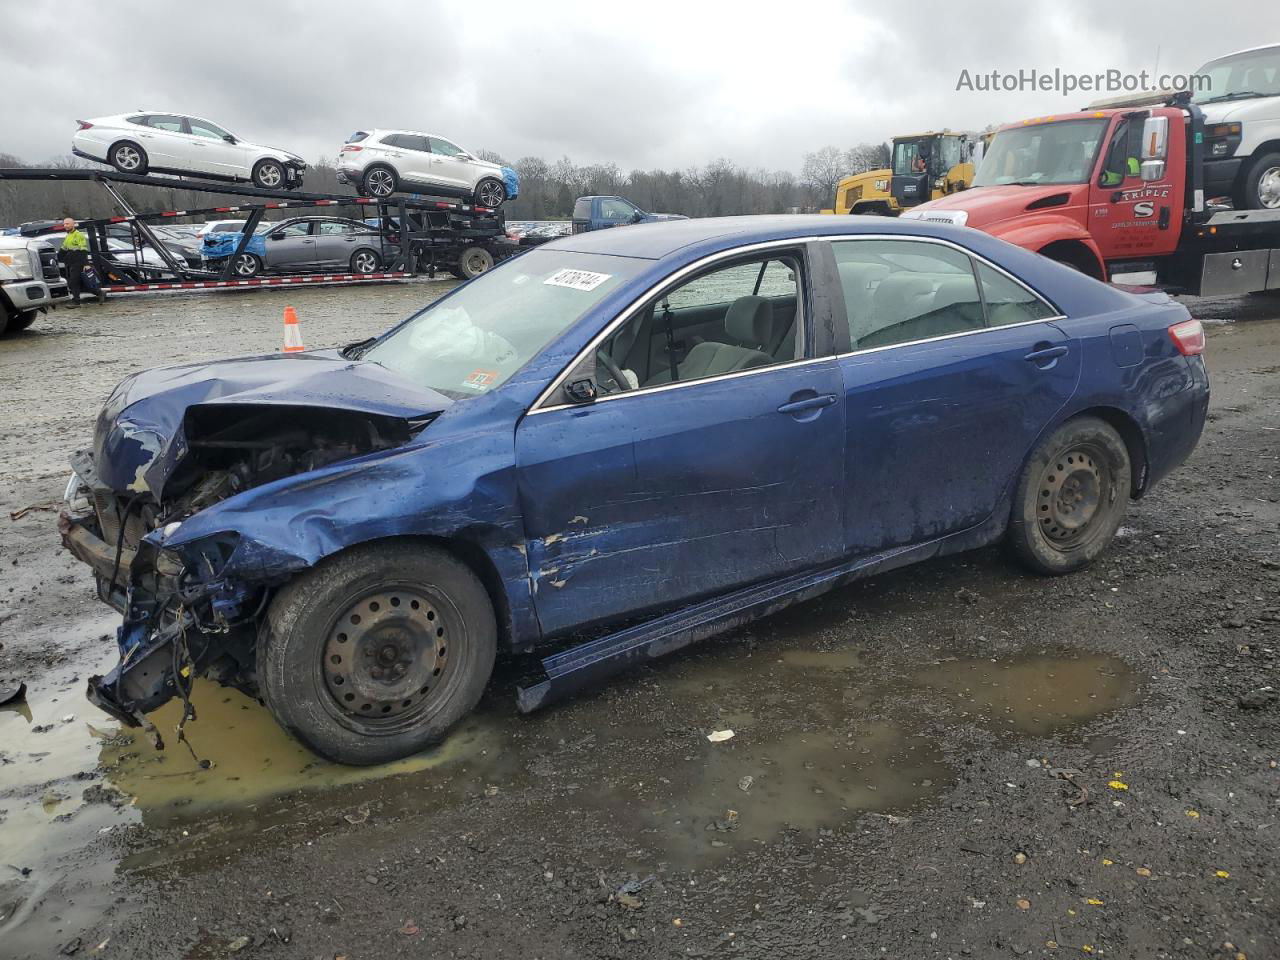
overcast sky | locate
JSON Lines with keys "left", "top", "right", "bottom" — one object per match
{"left": 1, "top": 1, "right": 1272, "bottom": 174}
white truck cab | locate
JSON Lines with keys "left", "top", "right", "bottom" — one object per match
{"left": 0, "top": 234, "right": 69, "bottom": 335}
{"left": 1193, "top": 43, "right": 1280, "bottom": 209}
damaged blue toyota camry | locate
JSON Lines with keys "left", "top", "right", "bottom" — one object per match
{"left": 60, "top": 216, "right": 1209, "bottom": 764}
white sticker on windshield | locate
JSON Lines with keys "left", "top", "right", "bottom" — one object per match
{"left": 543, "top": 268, "right": 612, "bottom": 291}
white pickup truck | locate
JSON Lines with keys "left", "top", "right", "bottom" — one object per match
{"left": 0, "top": 233, "right": 68, "bottom": 335}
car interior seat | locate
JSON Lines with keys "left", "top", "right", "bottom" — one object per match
{"left": 644, "top": 295, "right": 775, "bottom": 385}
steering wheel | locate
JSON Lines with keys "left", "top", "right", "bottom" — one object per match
{"left": 596, "top": 349, "right": 631, "bottom": 392}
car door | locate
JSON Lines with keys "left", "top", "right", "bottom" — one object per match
{"left": 1088, "top": 116, "right": 1181, "bottom": 261}
{"left": 514, "top": 244, "right": 847, "bottom": 638}
{"left": 831, "top": 237, "right": 1080, "bottom": 556}
{"left": 314, "top": 220, "right": 365, "bottom": 269}
{"left": 263, "top": 220, "right": 319, "bottom": 271}
{"left": 428, "top": 137, "right": 473, "bottom": 190}
{"left": 186, "top": 117, "right": 249, "bottom": 179}
{"left": 135, "top": 114, "right": 188, "bottom": 167}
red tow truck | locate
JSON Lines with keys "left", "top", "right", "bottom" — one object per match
{"left": 903, "top": 93, "right": 1280, "bottom": 297}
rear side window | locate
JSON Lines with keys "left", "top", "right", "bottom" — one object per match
{"left": 977, "top": 263, "right": 1058, "bottom": 326}
{"left": 833, "top": 239, "right": 984, "bottom": 350}
{"left": 146, "top": 115, "right": 186, "bottom": 132}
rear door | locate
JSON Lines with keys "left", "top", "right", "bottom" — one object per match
{"left": 263, "top": 220, "right": 319, "bottom": 271}
{"left": 136, "top": 114, "right": 187, "bottom": 167}
{"left": 313, "top": 220, "right": 366, "bottom": 269}
{"left": 515, "top": 244, "right": 846, "bottom": 637}
{"left": 831, "top": 237, "right": 1080, "bottom": 555}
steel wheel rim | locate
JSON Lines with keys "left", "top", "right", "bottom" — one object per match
{"left": 115, "top": 146, "right": 140, "bottom": 170}
{"left": 234, "top": 254, "right": 257, "bottom": 276}
{"left": 354, "top": 252, "right": 377, "bottom": 273}
{"left": 368, "top": 170, "right": 394, "bottom": 196}
{"left": 477, "top": 181, "right": 503, "bottom": 207}
{"left": 258, "top": 163, "right": 282, "bottom": 187}
{"left": 1259, "top": 166, "right": 1280, "bottom": 208}
{"left": 321, "top": 587, "right": 459, "bottom": 730}
{"left": 1037, "top": 443, "right": 1110, "bottom": 550}
{"left": 462, "top": 251, "right": 488, "bottom": 275}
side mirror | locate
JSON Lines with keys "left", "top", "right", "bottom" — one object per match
{"left": 1140, "top": 115, "right": 1168, "bottom": 161}
{"left": 563, "top": 378, "right": 597, "bottom": 403}
{"left": 223, "top": 134, "right": 237, "bottom": 144}
{"left": 270, "top": 232, "right": 286, "bottom": 241}
{"left": 630, "top": 211, "right": 646, "bottom": 223}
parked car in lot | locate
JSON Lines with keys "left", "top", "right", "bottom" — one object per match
{"left": 72, "top": 112, "right": 307, "bottom": 189}
{"left": 570, "top": 195, "right": 686, "bottom": 233}
{"left": 337, "top": 129, "right": 511, "bottom": 206}
{"left": 61, "top": 215, "right": 1208, "bottom": 764}
{"left": 201, "top": 216, "right": 396, "bottom": 277}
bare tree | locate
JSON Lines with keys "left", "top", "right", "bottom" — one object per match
{"left": 801, "top": 146, "right": 845, "bottom": 210}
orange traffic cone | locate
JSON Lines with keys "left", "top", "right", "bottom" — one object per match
{"left": 282, "top": 305, "right": 304, "bottom": 353}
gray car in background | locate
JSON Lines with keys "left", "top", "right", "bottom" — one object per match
{"left": 203, "top": 216, "right": 398, "bottom": 277}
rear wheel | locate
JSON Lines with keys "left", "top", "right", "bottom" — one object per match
{"left": 1008, "top": 417, "right": 1131, "bottom": 575}
{"left": 457, "top": 246, "right": 494, "bottom": 279}
{"left": 109, "top": 141, "right": 147, "bottom": 175}
{"left": 231, "top": 253, "right": 262, "bottom": 277}
{"left": 350, "top": 249, "right": 381, "bottom": 274}
{"left": 363, "top": 166, "right": 398, "bottom": 199}
{"left": 253, "top": 159, "right": 285, "bottom": 190}
{"left": 1237, "top": 152, "right": 1280, "bottom": 210}
{"left": 259, "top": 542, "right": 497, "bottom": 765}
{"left": 474, "top": 177, "right": 505, "bottom": 209}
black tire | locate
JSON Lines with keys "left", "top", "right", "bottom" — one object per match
{"left": 259, "top": 542, "right": 497, "bottom": 765}
{"left": 0, "top": 310, "right": 9, "bottom": 336}
{"left": 473, "top": 177, "right": 506, "bottom": 209}
{"left": 457, "top": 246, "right": 494, "bottom": 279}
{"left": 350, "top": 249, "right": 381, "bottom": 274}
{"left": 109, "top": 140, "right": 148, "bottom": 175}
{"left": 231, "top": 253, "right": 262, "bottom": 278}
{"left": 1008, "top": 417, "right": 1131, "bottom": 575}
{"left": 9, "top": 310, "right": 37, "bottom": 331}
{"left": 1236, "top": 151, "right": 1280, "bottom": 210}
{"left": 252, "top": 159, "right": 286, "bottom": 190}
{"left": 363, "top": 165, "right": 398, "bottom": 199}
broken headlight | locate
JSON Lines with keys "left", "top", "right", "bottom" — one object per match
{"left": 63, "top": 471, "right": 92, "bottom": 515}
{"left": 159, "top": 531, "right": 241, "bottom": 586}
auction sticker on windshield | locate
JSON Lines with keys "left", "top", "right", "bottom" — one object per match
{"left": 543, "top": 268, "right": 612, "bottom": 291}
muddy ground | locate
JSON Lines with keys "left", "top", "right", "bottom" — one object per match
{"left": 0, "top": 283, "right": 1277, "bottom": 960}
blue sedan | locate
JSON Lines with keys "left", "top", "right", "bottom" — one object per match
{"left": 61, "top": 216, "right": 1209, "bottom": 764}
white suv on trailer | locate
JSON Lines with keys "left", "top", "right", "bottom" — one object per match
{"left": 72, "top": 112, "right": 307, "bottom": 190}
{"left": 337, "top": 130, "right": 508, "bottom": 207}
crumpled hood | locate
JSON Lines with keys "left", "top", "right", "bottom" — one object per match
{"left": 93, "top": 351, "right": 452, "bottom": 497}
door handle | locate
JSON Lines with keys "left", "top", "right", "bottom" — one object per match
{"left": 1024, "top": 344, "right": 1068, "bottom": 366}
{"left": 777, "top": 393, "right": 837, "bottom": 415}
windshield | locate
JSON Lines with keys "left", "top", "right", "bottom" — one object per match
{"left": 362, "top": 250, "right": 646, "bottom": 398}
{"left": 1193, "top": 47, "right": 1280, "bottom": 103}
{"left": 973, "top": 118, "right": 1109, "bottom": 186}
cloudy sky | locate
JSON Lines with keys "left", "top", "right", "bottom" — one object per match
{"left": 2, "top": 0, "right": 1272, "bottom": 173}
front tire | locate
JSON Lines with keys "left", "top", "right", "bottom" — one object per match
{"left": 231, "top": 253, "right": 262, "bottom": 277}
{"left": 259, "top": 542, "right": 497, "bottom": 765}
{"left": 8, "top": 310, "right": 37, "bottom": 331}
{"left": 474, "top": 177, "right": 506, "bottom": 209}
{"left": 109, "top": 141, "right": 148, "bottom": 175}
{"left": 363, "top": 165, "right": 398, "bottom": 199}
{"left": 1008, "top": 417, "right": 1131, "bottom": 575}
{"left": 253, "top": 159, "right": 286, "bottom": 190}
{"left": 1237, "top": 152, "right": 1280, "bottom": 210}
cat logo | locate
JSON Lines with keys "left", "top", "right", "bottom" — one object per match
{"left": 1133, "top": 201, "right": 1155, "bottom": 218}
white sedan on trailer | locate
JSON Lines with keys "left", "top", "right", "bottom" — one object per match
{"left": 72, "top": 112, "right": 307, "bottom": 190}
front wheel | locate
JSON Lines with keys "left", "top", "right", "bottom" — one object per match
{"left": 350, "top": 249, "right": 380, "bottom": 274}
{"left": 8, "top": 310, "right": 37, "bottom": 332}
{"left": 259, "top": 542, "right": 497, "bottom": 765}
{"left": 1007, "top": 417, "right": 1131, "bottom": 575}
{"left": 253, "top": 159, "right": 285, "bottom": 190}
{"left": 231, "top": 253, "right": 262, "bottom": 277}
{"left": 1238, "top": 152, "right": 1280, "bottom": 210}
{"left": 473, "top": 178, "right": 505, "bottom": 208}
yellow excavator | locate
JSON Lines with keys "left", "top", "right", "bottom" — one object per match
{"left": 825, "top": 130, "right": 986, "bottom": 216}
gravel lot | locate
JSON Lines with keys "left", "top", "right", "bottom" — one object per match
{"left": 0, "top": 283, "right": 1276, "bottom": 960}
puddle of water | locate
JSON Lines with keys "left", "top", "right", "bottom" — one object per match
{"left": 913, "top": 653, "right": 1135, "bottom": 736}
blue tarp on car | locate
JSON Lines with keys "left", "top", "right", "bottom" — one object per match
{"left": 501, "top": 166, "right": 520, "bottom": 202}
{"left": 202, "top": 231, "right": 266, "bottom": 258}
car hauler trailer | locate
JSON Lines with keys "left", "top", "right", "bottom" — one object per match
{"left": 903, "top": 94, "right": 1280, "bottom": 297}
{"left": 0, "top": 168, "right": 513, "bottom": 294}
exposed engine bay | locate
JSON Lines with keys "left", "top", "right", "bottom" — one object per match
{"left": 60, "top": 401, "right": 422, "bottom": 742}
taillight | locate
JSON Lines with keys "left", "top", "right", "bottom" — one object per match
{"left": 341, "top": 144, "right": 363, "bottom": 153}
{"left": 77, "top": 120, "right": 93, "bottom": 130}
{"left": 1168, "top": 318, "right": 1205, "bottom": 356}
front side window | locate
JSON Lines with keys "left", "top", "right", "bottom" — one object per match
{"left": 1099, "top": 120, "right": 1139, "bottom": 187}
{"left": 188, "top": 119, "right": 230, "bottom": 140}
{"left": 834, "top": 239, "right": 983, "bottom": 350}
{"left": 430, "top": 138, "right": 464, "bottom": 157}
{"left": 591, "top": 253, "right": 804, "bottom": 395}
{"left": 364, "top": 251, "right": 646, "bottom": 399}
{"left": 600, "top": 199, "right": 637, "bottom": 221}
{"left": 892, "top": 140, "right": 923, "bottom": 176}
{"left": 272, "top": 221, "right": 312, "bottom": 238}
{"left": 974, "top": 118, "right": 1109, "bottom": 186}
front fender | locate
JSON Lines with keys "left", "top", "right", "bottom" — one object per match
{"left": 987, "top": 216, "right": 1105, "bottom": 272}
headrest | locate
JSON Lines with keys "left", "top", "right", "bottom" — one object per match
{"left": 725, "top": 295, "right": 773, "bottom": 346}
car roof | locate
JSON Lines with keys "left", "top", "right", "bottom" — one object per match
{"left": 539, "top": 214, "right": 982, "bottom": 261}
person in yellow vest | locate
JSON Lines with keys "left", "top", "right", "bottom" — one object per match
{"left": 60, "top": 217, "right": 103, "bottom": 306}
